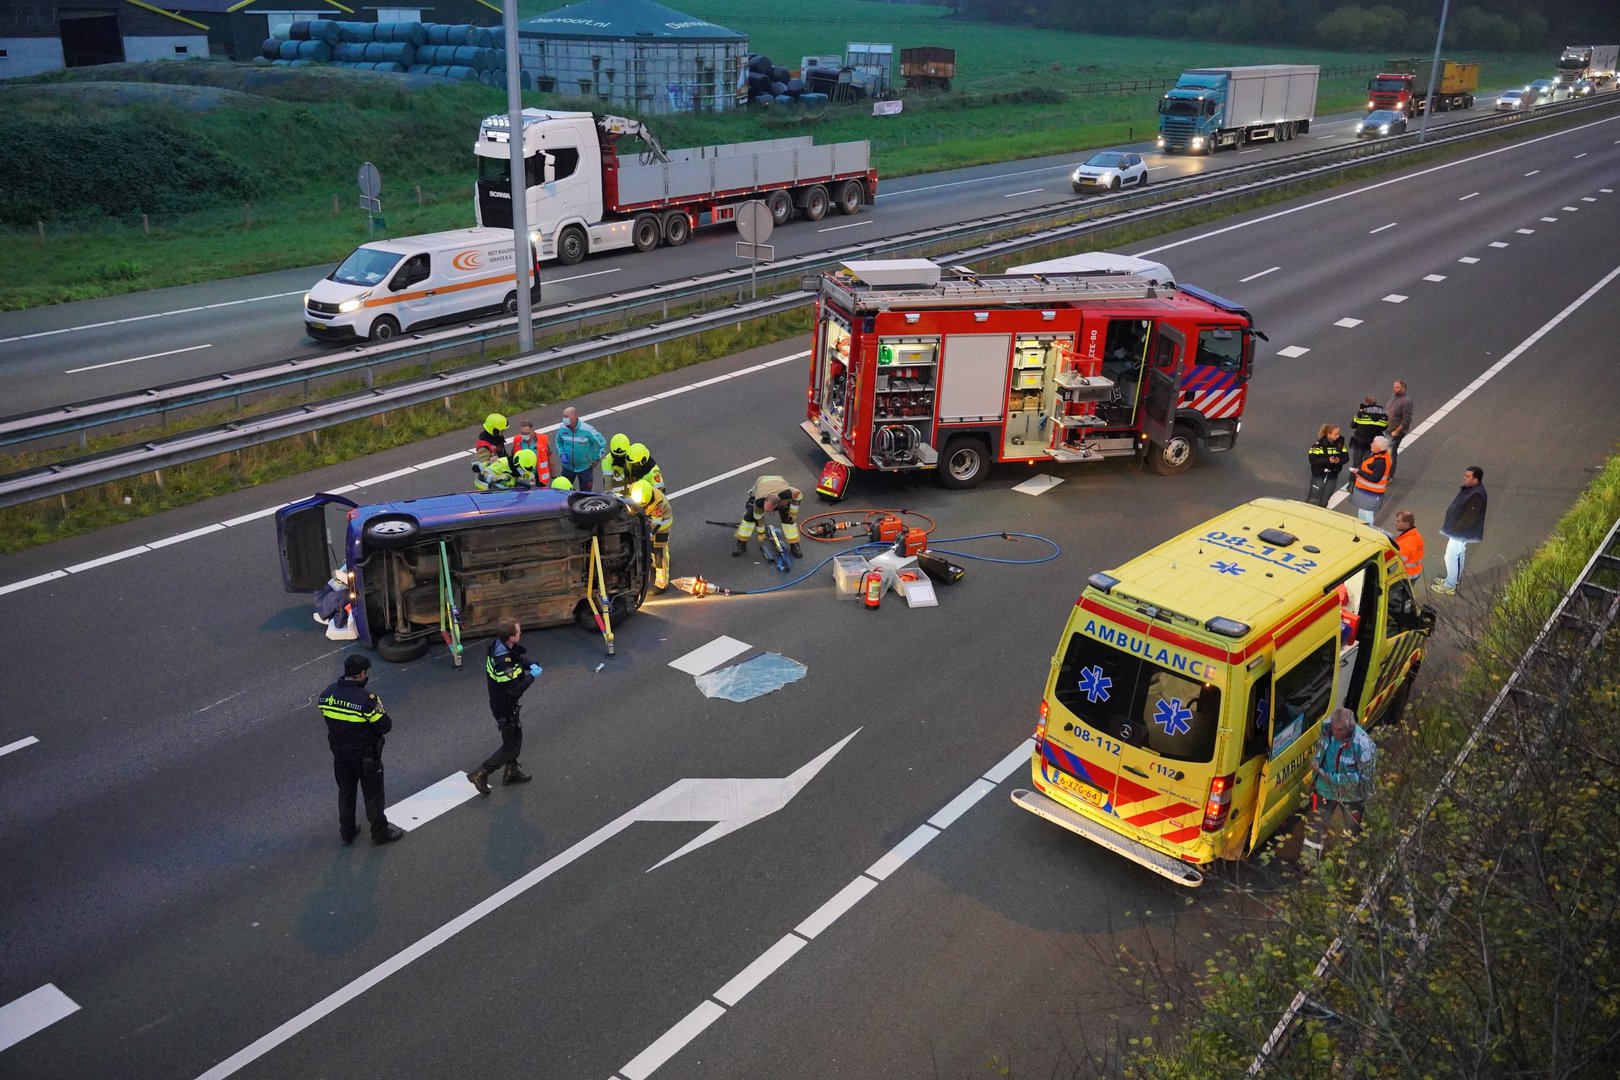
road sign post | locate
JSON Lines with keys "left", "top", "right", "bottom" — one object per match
{"left": 358, "top": 162, "right": 382, "bottom": 239}
{"left": 734, "top": 200, "right": 775, "bottom": 298}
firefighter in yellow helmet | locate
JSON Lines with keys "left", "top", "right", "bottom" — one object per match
{"left": 549, "top": 476, "right": 573, "bottom": 491}
{"left": 471, "top": 454, "right": 515, "bottom": 491}
{"left": 474, "top": 413, "right": 508, "bottom": 463}
{"left": 626, "top": 442, "right": 665, "bottom": 494}
{"left": 601, "top": 433, "right": 632, "bottom": 496}
{"left": 629, "top": 479, "right": 672, "bottom": 591}
{"left": 510, "top": 448, "right": 542, "bottom": 489}
{"left": 734, "top": 474, "right": 803, "bottom": 558}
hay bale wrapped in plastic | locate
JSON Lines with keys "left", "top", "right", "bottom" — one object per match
{"left": 365, "top": 41, "right": 414, "bottom": 65}
{"left": 335, "top": 21, "right": 375, "bottom": 43}
{"left": 287, "top": 21, "right": 311, "bottom": 40}
{"left": 373, "top": 61, "right": 405, "bottom": 73}
{"left": 447, "top": 24, "right": 473, "bottom": 45}
{"left": 785, "top": 77, "right": 805, "bottom": 96}
{"left": 379, "top": 21, "right": 426, "bottom": 46}
{"left": 297, "top": 39, "right": 331, "bottom": 62}
{"left": 261, "top": 38, "right": 281, "bottom": 59}
{"left": 444, "top": 64, "right": 479, "bottom": 81}
{"left": 334, "top": 41, "right": 367, "bottom": 62}
{"left": 308, "top": 19, "right": 341, "bottom": 43}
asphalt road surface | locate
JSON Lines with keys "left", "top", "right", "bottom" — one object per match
{"left": 0, "top": 95, "right": 1535, "bottom": 417}
{"left": 1, "top": 107, "right": 1618, "bottom": 1079}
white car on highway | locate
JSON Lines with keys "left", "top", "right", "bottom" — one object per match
{"left": 1496, "top": 88, "right": 1533, "bottom": 111}
{"left": 1071, "top": 151, "right": 1148, "bottom": 194}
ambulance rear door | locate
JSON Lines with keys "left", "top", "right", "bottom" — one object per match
{"left": 1249, "top": 626, "right": 1338, "bottom": 848}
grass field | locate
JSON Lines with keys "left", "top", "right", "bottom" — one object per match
{"left": 0, "top": 1, "right": 1554, "bottom": 310}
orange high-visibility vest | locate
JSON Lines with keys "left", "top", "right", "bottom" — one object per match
{"left": 1355, "top": 452, "right": 1391, "bottom": 495}
{"left": 1395, "top": 528, "right": 1424, "bottom": 579}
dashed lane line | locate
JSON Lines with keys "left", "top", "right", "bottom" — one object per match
{"left": 0, "top": 735, "right": 41, "bottom": 758}
{"left": 0, "top": 984, "right": 80, "bottom": 1053}
{"left": 1238, "top": 266, "right": 1279, "bottom": 283}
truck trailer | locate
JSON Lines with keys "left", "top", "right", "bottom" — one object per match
{"left": 802, "top": 259, "right": 1262, "bottom": 488}
{"left": 1367, "top": 58, "right": 1479, "bottom": 114}
{"left": 1157, "top": 64, "right": 1318, "bottom": 154}
{"left": 1555, "top": 45, "right": 1619, "bottom": 87}
{"left": 473, "top": 110, "right": 877, "bottom": 265}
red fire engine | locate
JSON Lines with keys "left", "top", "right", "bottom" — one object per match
{"left": 801, "top": 259, "right": 1261, "bottom": 488}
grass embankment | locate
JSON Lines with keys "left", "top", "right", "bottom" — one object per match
{"left": 1129, "top": 457, "right": 1620, "bottom": 1076}
{"left": 0, "top": 0, "right": 1552, "bottom": 310}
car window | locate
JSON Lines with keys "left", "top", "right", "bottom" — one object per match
{"left": 1087, "top": 153, "right": 1125, "bottom": 167}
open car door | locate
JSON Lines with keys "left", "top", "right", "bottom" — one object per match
{"left": 275, "top": 493, "right": 358, "bottom": 592}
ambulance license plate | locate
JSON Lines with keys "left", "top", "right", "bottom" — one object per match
{"left": 1055, "top": 769, "right": 1108, "bottom": 808}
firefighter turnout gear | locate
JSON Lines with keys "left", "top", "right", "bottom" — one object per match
{"left": 318, "top": 658, "right": 402, "bottom": 845}
{"left": 512, "top": 447, "right": 550, "bottom": 488}
{"left": 472, "top": 456, "right": 516, "bottom": 491}
{"left": 603, "top": 433, "right": 632, "bottom": 496}
{"left": 735, "top": 475, "right": 803, "bottom": 557}
{"left": 627, "top": 442, "right": 665, "bottom": 494}
{"left": 475, "top": 413, "right": 509, "bottom": 461}
{"left": 630, "top": 480, "right": 673, "bottom": 590}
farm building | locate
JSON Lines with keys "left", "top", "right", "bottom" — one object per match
{"left": 516, "top": 0, "right": 746, "bottom": 114}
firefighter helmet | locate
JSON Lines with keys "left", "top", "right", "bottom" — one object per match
{"left": 628, "top": 442, "right": 650, "bottom": 467}
{"left": 609, "top": 433, "right": 630, "bottom": 457}
{"left": 483, "top": 413, "right": 507, "bottom": 435}
{"left": 513, "top": 448, "right": 538, "bottom": 472}
{"left": 629, "top": 480, "right": 654, "bottom": 506}
{"left": 550, "top": 477, "right": 573, "bottom": 490}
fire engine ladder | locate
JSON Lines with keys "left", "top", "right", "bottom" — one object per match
{"left": 1046, "top": 340, "right": 1114, "bottom": 463}
{"left": 832, "top": 272, "right": 1163, "bottom": 313}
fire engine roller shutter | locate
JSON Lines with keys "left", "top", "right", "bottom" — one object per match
{"left": 937, "top": 334, "right": 1014, "bottom": 420}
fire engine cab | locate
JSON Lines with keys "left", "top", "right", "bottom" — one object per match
{"left": 801, "top": 258, "right": 1261, "bottom": 487}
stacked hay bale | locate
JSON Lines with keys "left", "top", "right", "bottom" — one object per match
{"left": 742, "top": 54, "right": 828, "bottom": 111}
{"left": 257, "top": 21, "right": 508, "bottom": 83}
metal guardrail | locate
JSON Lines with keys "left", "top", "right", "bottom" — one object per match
{"left": 2, "top": 92, "right": 1615, "bottom": 509}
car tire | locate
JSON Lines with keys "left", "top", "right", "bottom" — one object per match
{"left": 765, "top": 188, "right": 793, "bottom": 226}
{"left": 662, "top": 211, "right": 690, "bottom": 247}
{"left": 834, "top": 179, "right": 864, "bottom": 215}
{"left": 632, "top": 214, "right": 661, "bottom": 252}
{"left": 557, "top": 224, "right": 588, "bottom": 265}
{"left": 1109, "top": 176, "right": 1121, "bottom": 192}
{"left": 800, "top": 185, "right": 828, "bottom": 222}
{"left": 368, "top": 315, "right": 399, "bottom": 342}
{"left": 1138, "top": 171, "right": 1148, "bottom": 187}
{"left": 502, "top": 291, "right": 519, "bottom": 316}
{"left": 567, "top": 491, "right": 620, "bottom": 526}
{"left": 938, "top": 436, "right": 989, "bottom": 489}
{"left": 362, "top": 513, "right": 420, "bottom": 549}
{"left": 1148, "top": 423, "right": 1196, "bottom": 477}
{"left": 375, "top": 632, "right": 430, "bottom": 664}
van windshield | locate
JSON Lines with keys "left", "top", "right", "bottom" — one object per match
{"left": 331, "top": 248, "right": 403, "bottom": 287}
{"left": 1054, "top": 632, "right": 1222, "bottom": 764}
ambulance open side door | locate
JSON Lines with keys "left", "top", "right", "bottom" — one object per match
{"left": 1142, "top": 324, "right": 1182, "bottom": 451}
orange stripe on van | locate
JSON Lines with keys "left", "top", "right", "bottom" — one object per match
{"left": 363, "top": 271, "right": 520, "bottom": 309}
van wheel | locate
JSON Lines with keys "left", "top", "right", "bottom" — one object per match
{"left": 557, "top": 225, "right": 587, "bottom": 265}
{"left": 938, "top": 436, "right": 989, "bottom": 489}
{"left": 801, "top": 185, "right": 828, "bottom": 221}
{"left": 502, "top": 291, "right": 519, "bottom": 316}
{"left": 662, "top": 211, "right": 690, "bottom": 247}
{"left": 834, "top": 179, "right": 864, "bottom": 215}
{"left": 567, "top": 491, "right": 620, "bottom": 526}
{"left": 631, "top": 214, "right": 661, "bottom": 252}
{"left": 765, "top": 188, "right": 793, "bottom": 226}
{"left": 1379, "top": 674, "right": 1415, "bottom": 729}
{"left": 369, "top": 316, "right": 399, "bottom": 342}
{"left": 1149, "top": 423, "right": 1196, "bottom": 476}
{"left": 362, "top": 514, "right": 420, "bottom": 548}
{"left": 375, "top": 632, "right": 429, "bottom": 664}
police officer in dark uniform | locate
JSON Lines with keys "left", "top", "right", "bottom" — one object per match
{"left": 318, "top": 655, "right": 404, "bottom": 846}
{"left": 466, "top": 620, "right": 538, "bottom": 795}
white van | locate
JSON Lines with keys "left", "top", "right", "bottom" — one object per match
{"left": 304, "top": 227, "right": 539, "bottom": 343}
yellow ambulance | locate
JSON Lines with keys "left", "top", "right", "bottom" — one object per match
{"left": 1011, "top": 498, "right": 1434, "bottom": 886}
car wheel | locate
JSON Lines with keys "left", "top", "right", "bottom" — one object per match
{"left": 662, "top": 211, "right": 690, "bottom": 247}
{"left": 1149, "top": 423, "right": 1196, "bottom": 476}
{"left": 1138, "top": 171, "right": 1149, "bottom": 187}
{"left": 557, "top": 225, "right": 588, "bottom": 265}
{"left": 575, "top": 591, "right": 638, "bottom": 630}
{"left": 1109, "top": 176, "right": 1121, "bottom": 192}
{"left": 567, "top": 491, "right": 620, "bottom": 526}
{"left": 375, "top": 632, "right": 430, "bottom": 664}
{"left": 766, "top": 188, "right": 793, "bottom": 226}
{"left": 368, "top": 315, "right": 399, "bottom": 342}
{"left": 938, "top": 436, "right": 989, "bottom": 489}
{"left": 362, "top": 514, "right": 420, "bottom": 549}
{"left": 502, "top": 291, "right": 518, "bottom": 316}
{"left": 834, "top": 179, "right": 864, "bottom": 215}
{"left": 801, "top": 185, "right": 828, "bottom": 221}
{"left": 631, "top": 214, "right": 661, "bottom": 252}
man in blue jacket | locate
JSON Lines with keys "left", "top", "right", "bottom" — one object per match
{"left": 555, "top": 406, "right": 607, "bottom": 492}
{"left": 1432, "top": 466, "right": 1487, "bottom": 596}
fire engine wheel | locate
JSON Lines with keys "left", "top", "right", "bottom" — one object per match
{"left": 834, "top": 180, "right": 864, "bottom": 215}
{"left": 938, "top": 436, "right": 989, "bottom": 489}
{"left": 362, "top": 513, "right": 421, "bottom": 549}
{"left": 557, "top": 225, "right": 588, "bottom": 265}
{"left": 801, "top": 185, "right": 829, "bottom": 221}
{"left": 1149, "top": 424, "right": 1196, "bottom": 477}
{"left": 766, "top": 189, "right": 793, "bottom": 226}
{"left": 368, "top": 315, "right": 400, "bottom": 342}
{"left": 662, "top": 211, "right": 691, "bottom": 247}
{"left": 631, "top": 214, "right": 661, "bottom": 252}
{"left": 376, "top": 632, "right": 430, "bottom": 664}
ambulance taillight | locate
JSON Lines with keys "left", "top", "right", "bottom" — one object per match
{"left": 1034, "top": 699, "right": 1049, "bottom": 746}
{"left": 1201, "top": 773, "right": 1235, "bottom": 832}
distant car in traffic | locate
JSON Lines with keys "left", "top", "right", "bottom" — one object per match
{"left": 1571, "top": 78, "right": 1596, "bottom": 97}
{"left": 1496, "top": 88, "right": 1533, "bottom": 111}
{"left": 1528, "top": 79, "right": 1566, "bottom": 104}
{"left": 1071, "top": 151, "right": 1148, "bottom": 193}
{"left": 1355, "top": 109, "right": 1408, "bottom": 138}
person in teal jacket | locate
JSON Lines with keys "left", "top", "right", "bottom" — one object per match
{"left": 555, "top": 406, "right": 607, "bottom": 491}
{"left": 1303, "top": 707, "right": 1377, "bottom": 865}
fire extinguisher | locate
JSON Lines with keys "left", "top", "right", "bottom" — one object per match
{"left": 862, "top": 570, "right": 885, "bottom": 609}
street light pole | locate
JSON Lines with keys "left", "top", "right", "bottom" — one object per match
{"left": 1417, "top": 0, "right": 1452, "bottom": 144}
{"left": 503, "top": 0, "right": 535, "bottom": 351}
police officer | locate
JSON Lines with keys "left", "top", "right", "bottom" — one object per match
{"left": 318, "top": 655, "right": 404, "bottom": 846}
{"left": 630, "top": 479, "right": 673, "bottom": 591}
{"left": 734, "top": 475, "right": 803, "bottom": 558}
{"left": 1348, "top": 396, "right": 1389, "bottom": 475}
{"left": 466, "top": 620, "right": 538, "bottom": 794}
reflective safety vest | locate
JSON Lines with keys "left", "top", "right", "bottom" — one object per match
{"left": 1395, "top": 528, "right": 1424, "bottom": 579}
{"left": 473, "top": 458, "right": 515, "bottom": 492}
{"left": 1354, "top": 452, "right": 1391, "bottom": 495}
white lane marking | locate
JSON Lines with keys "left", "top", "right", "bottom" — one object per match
{"left": 928, "top": 777, "right": 996, "bottom": 829}
{"left": 1458, "top": 257, "right": 1480, "bottom": 264}
{"left": 1517, "top": 228, "right": 1536, "bottom": 234}
{"left": 1237, "top": 148, "right": 1263, "bottom": 154}
{"left": 64, "top": 343, "right": 212, "bottom": 375}
{"left": 220, "top": 505, "right": 283, "bottom": 528}
{"left": 1582, "top": 196, "right": 1597, "bottom": 202}
{"left": 984, "top": 739, "right": 1036, "bottom": 784}
{"left": 794, "top": 875, "right": 880, "bottom": 940}
{"left": 1239, "top": 266, "right": 1280, "bottom": 282}
{"left": 1525, "top": 170, "right": 1541, "bottom": 176}
{"left": 817, "top": 220, "right": 874, "bottom": 232}
{"left": 355, "top": 467, "right": 416, "bottom": 487}
{"left": 0, "top": 292, "right": 306, "bottom": 345}
{"left": 326, "top": 484, "right": 359, "bottom": 494}
{"left": 147, "top": 524, "right": 225, "bottom": 549}
{"left": 0, "top": 571, "right": 68, "bottom": 596}
{"left": 875, "top": 162, "right": 1072, "bottom": 199}
{"left": 1314, "top": 134, "right": 1334, "bottom": 139}
{"left": 618, "top": 1001, "right": 727, "bottom": 1080}
{"left": 414, "top": 450, "right": 473, "bottom": 470}
{"left": 1540, "top": 216, "right": 1559, "bottom": 222}
{"left": 1561, "top": 206, "right": 1579, "bottom": 212}
{"left": 1602, "top": 188, "right": 1614, "bottom": 193}
{"left": 65, "top": 547, "right": 149, "bottom": 573}
{"left": 0, "top": 984, "right": 80, "bottom": 1052}
{"left": 1135, "top": 115, "right": 1620, "bottom": 261}
{"left": 1574, "top": 152, "right": 1587, "bottom": 158}
{"left": 864, "top": 823, "right": 940, "bottom": 881}
{"left": 1011, "top": 474, "right": 1064, "bottom": 496}
{"left": 1003, "top": 187, "right": 1045, "bottom": 198}
{"left": 665, "top": 456, "right": 775, "bottom": 501}
{"left": 1489, "top": 241, "right": 1509, "bottom": 248}
{"left": 714, "top": 933, "right": 812, "bottom": 1011}
{"left": 611, "top": 395, "right": 660, "bottom": 411}
{"left": 0, "top": 736, "right": 41, "bottom": 758}
{"left": 1274, "top": 345, "right": 1311, "bottom": 358}
{"left": 548, "top": 267, "right": 620, "bottom": 285}
{"left": 1458, "top": 192, "right": 1480, "bottom": 201}
{"left": 1368, "top": 222, "right": 1398, "bottom": 234}
{"left": 1334, "top": 318, "right": 1363, "bottom": 328}
{"left": 668, "top": 636, "right": 751, "bottom": 676}
{"left": 1423, "top": 274, "right": 1448, "bottom": 282}
{"left": 1328, "top": 262, "right": 1620, "bottom": 509}
{"left": 387, "top": 772, "right": 481, "bottom": 832}
{"left": 1382, "top": 294, "right": 1408, "bottom": 303}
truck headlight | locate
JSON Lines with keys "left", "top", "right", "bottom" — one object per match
{"left": 1191, "top": 137, "right": 1204, "bottom": 147}
{"left": 1367, "top": 100, "right": 1375, "bottom": 110}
